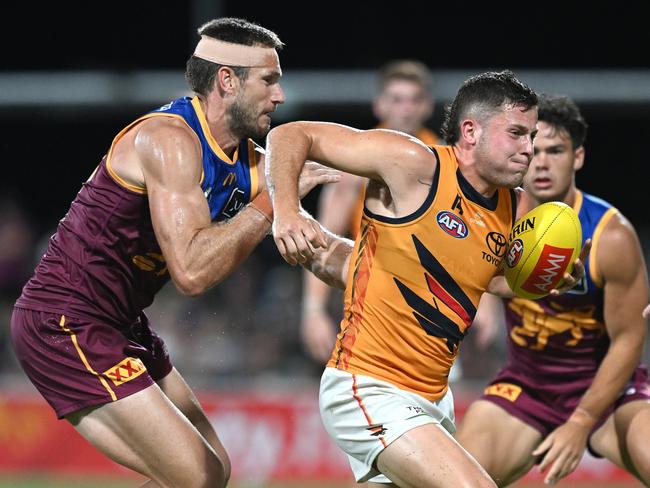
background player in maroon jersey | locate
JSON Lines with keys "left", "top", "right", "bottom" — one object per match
{"left": 10, "top": 18, "right": 337, "bottom": 488}
{"left": 301, "top": 59, "right": 440, "bottom": 364}
{"left": 456, "top": 95, "right": 650, "bottom": 486}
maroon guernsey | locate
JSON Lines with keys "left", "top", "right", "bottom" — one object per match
{"left": 16, "top": 158, "right": 167, "bottom": 328}
{"left": 11, "top": 97, "right": 262, "bottom": 418}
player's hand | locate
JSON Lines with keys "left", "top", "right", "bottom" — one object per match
{"left": 301, "top": 308, "right": 337, "bottom": 363}
{"left": 550, "top": 239, "right": 591, "bottom": 296}
{"left": 298, "top": 161, "right": 341, "bottom": 199}
{"left": 532, "top": 420, "right": 589, "bottom": 485}
{"left": 643, "top": 304, "right": 650, "bottom": 319}
{"left": 273, "top": 209, "right": 327, "bottom": 266}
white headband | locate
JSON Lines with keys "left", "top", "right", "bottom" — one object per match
{"left": 193, "top": 36, "right": 277, "bottom": 67}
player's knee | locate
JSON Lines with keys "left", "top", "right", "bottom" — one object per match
{"left": 195, "top": 450, "right": 230, "bottom": 488}
{"left": 155, "top": 450, "right": 229, "bottom": 488}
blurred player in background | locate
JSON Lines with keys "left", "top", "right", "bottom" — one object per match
{"left": 456, "top": 95, "right": 650, "bottom": 486}
{"left": 10, "top": 17, "right": 336, "bottom": 487}
{"left": 301, "top": 59, "right": 439, "bottom": 363}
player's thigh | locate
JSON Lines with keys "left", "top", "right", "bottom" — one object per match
{"left": 376, "top": 422, "right": 495, "bottom": 488}
{"left": 67, "top": 382, "right": 226, "bottom": 487}
{"left": 591, "top": 399, "right": 650, "bottom": 477}
{"left": 157, "top": 367, "right": 231, "bottom": 476}
{"left": 455, "top": 400, "right": 542, "bottom": 485}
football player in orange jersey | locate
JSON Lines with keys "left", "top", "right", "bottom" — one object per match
{"left": 10, "top": 18, "right": 338, "bottom": 488}
{"left": 266, "top": 71, "right": 586, "bottom": 487}
{"left": 301, "top": 59, "right": 440, "bottom": 364}
{"left": 456, "top": 95, "right": 650, "bottom": 486}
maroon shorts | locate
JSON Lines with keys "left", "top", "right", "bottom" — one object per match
{"left": 10, "top": 307, "right": 173, "bottom": 419}
{"left": 481, "top": 365, "right": 650, "bottom": 456}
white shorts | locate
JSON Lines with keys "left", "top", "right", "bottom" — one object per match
{"left": 319, "top": 367, "right": 456, "bottom": 484}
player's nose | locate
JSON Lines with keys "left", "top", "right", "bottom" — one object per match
{"left": 272, "top": 84, "right": 286, "bottom": 105}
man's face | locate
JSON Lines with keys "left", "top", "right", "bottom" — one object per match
{"left": 474, "top": 104, "right": 538, "bottom": 189}
{"left": 523, "top": 120, "right": 582, "bottom": 203}
{"left": 373, "top": 79, "right": 433, "bottom": 135}
{"left": 227, "top": 51, "right": 285, "bottom": 140}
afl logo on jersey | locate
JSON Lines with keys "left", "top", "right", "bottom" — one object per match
{"left": 436, "top": 211, "right": 468, "bottom": 238}
{"left": 506, "top": 238, "right": 524, "bottom": 268}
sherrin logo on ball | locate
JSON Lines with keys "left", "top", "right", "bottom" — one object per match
{"left": 437, "top": 211, "right": 468, "bottom": 238}
{"left": 504, "top": 201, "right": 582, "bottom": 300}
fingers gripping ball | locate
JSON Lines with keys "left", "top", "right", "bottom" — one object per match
{"left": 505, "top": 201, "right": 582, "bottom": 299}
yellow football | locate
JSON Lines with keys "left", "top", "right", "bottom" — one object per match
{"left": 504, "top": 201, "right": 582, "bottom": 300}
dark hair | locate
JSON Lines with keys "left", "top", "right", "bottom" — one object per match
{"left": 537, "top": 94, "right": 588, "bottom": 149}
{"left": 185, "top": 17, "right": 284, "bottom": 96}
{"left": 377, "top": 59, "right": 432, "bottom": 93}
{"left": 441, "top": 70, "right": 537, "bottom": 144}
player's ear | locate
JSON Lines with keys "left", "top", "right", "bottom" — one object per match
{"left": 573, "top": 145, "right": 585, "bottom": 171}
{"left": 216, "top": 66, "right": 238, "bottom": 94}
{"left": 460, "top": 119, "right": 480, "bottom": 145}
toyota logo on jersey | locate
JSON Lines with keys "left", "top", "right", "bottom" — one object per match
{"left": 436, "top": 211, "right": 468, "bottom": 238}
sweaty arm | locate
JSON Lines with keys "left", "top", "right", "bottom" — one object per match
{"left": 266, "top": 121, "right": 434, "bottom": 265}
{"left": 534, "top": 213, "right": 649, "bottom": 484}
{"left": 136, "top": 118, "right": 272, "bottom": 296}
{"left": 303, "top": 225, "right": 354, "bottom": 291}
{"left": 571, "top": 214, "right": 648, "bottom": 423}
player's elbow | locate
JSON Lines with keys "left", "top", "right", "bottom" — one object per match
{"left": 172, "top": 273, "right": 207, "bottom": 297}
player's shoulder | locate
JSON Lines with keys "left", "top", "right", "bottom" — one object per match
{"left": 136, "top": 115, "right": 196, "bottom": 139}
{"left": 599, "top": 210, "right": 637, "bottom": 245}
{"left": 592, "top": 201, "right": 641, "bottom": 276}
{"left": 133, "top": 116, "right": 202, "bottom": 179}
{"left": 133, "top": 116, "right": 200, "bottom": 160}
{"left": 374, "top": 129, "right": 439, "bottom": 174}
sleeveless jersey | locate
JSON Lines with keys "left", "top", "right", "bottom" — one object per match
{"left": 16, "top": 96, "right": 262, "bottom": 326}
{"left": 503, "top": 190, "right": 619, "bottom": 380}
{"left": 327, "top": 145, "right": 516, "bottom": 401}
{"left": 347, "top": 128, "right": 440, "bottom": 238}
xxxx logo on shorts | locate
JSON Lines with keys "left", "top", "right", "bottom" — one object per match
{"left": 484, "top": 383, "right": 522, "bottom": 402}
{"left": 104, "top": 357, "right": 147, "bottom": 386}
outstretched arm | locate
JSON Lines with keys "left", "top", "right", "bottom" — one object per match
{"left": 533, "top": 213, "right": 649, "bottom": 485}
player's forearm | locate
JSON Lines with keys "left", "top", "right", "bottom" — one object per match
{"left": 303, "top": 270, "right": 334, "bottom": 313}
{"left": 266, "top": 123, "right": 311, "bottom": 215}
{"left": 171, "top": 205, "right": 271, "bottom": 296}
{"left": 571, "top": 330, "right": 644, "bottom": 426}
{"left": 302, "top": 231, "right": 353, "bottom": 290}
